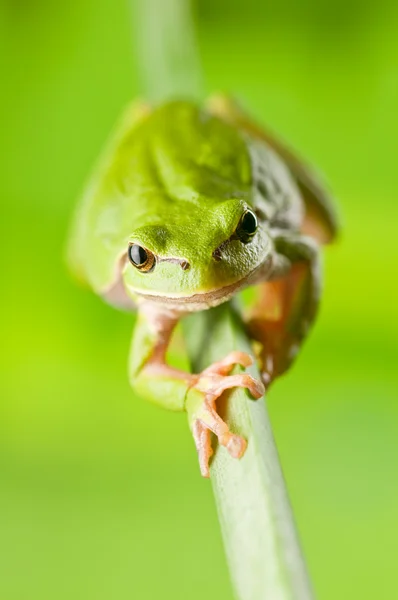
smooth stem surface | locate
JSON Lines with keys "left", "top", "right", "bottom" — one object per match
{"left": 133, "top": 0, "right": 203, "bottom": 101}
{"left": 184, "top": 304, "right": 313, "bottom": 600}
{"left": 133, "top": 1, "right": 313, "bottom": 598}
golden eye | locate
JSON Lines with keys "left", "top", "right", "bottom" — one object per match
{"left": 236, "top": 210, "right": 258, "bottom": 243}
{"left": 128, "top": 244, "right": 155, "bottom": 272}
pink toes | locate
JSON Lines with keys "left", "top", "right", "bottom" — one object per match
{"left": 225, "top": 434, "right": 247, "bottom": 458}
{"left": 190, "top": 353, "right": 264, "bottom": 477}
{"left": 210, "top": 373, "right": 265, "bottom": 400}
{"left": 192, "top": 420, "right": 213, "bottom": 478}
{"left": 202, "top": 351, "right": 254, "bottom": 376}
{"left": 193, "top": 418, "right": 247, "bottom": 476}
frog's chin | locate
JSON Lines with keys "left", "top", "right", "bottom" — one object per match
{"left": 131, "top": 257, "right": 272, "bottom": 313}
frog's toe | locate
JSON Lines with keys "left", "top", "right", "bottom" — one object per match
{"left": 198, "top": 372, "right": 264, "bottom": 401}
{"left": 192, "top": 420, "right": 213, "bottom": 478}
{"left": 260, "top": 354, "right": 274, "bottom": 389}
{"left": 187, "top": 365, "right": 264, "bottom": 477}
{"left": 261, "top": 371, "right": 272, "bottom": 389}
{"left": 191, "top": 400, "right": 247, "bottom": 477}
{"left": 225, "top": 433, "right": 247, "bottom": 458}
{"left": 201, "top": 351, "right": 254, "bottom": 376}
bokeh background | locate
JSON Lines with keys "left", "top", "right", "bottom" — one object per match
{"left": 1, "top": 0, "right": 397, "bottom": 598}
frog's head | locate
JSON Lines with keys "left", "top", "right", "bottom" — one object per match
{"left": 113, "top": 101, "right": 277, "bottom": 310}
{"left": 121, "top": 198, "right": 273, "bottom": 310}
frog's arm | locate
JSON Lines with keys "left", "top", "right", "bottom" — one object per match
{"left": 129, "top": 306, "right": 264, "bottom": 477}
{"left": 207, "top": 94, "right": 338, "bottom": 245}
{"left": 246, "top": 233, "right": 320, "bottom": 384}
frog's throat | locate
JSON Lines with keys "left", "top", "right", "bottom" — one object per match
{"left": 131, "top": 258, "right": 273, "bottom": 312}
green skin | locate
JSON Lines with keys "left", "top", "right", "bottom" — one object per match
{"left": 68, "top": 95, "right": 337, "bottom": 477}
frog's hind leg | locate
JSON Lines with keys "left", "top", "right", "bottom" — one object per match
{"left": 246, "top": 234, "right": 321, "bottom": 385}
{"left": 207, "top": 94, "right": 339, "bottom": 244}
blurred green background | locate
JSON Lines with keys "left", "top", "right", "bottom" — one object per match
{"left": 1, "top": 0, "right": 397, "bottom": 598}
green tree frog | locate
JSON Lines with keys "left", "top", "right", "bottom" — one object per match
{"left": 68, "top": 95, "right": 338, "bottom": 477}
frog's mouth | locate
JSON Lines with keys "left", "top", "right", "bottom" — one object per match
{"left": 137, "top": 277, "right": 245, "bottom": 309}
{"left": 133, "top": 256, "right": 272, "bottom": 311}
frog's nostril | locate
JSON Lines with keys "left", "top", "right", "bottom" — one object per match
{"left": 180, "top": 260, "right": 190, "bottom": 271}
{"left": 212, "top": 248, "right": 223, "bottom": 261}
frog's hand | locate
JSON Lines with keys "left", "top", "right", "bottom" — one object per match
{"left": 66, "top": 99, "right": 151, "bottom": 289}
{"left": 246, "top": 233, "right": 320, "bottom": 385}
{"left": 129, "top": 308, "right": 264, "bottom": 477}
{"left": 206, "top": 94, "right": 339, "bottom": 245}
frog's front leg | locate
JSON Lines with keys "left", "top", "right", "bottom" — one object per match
{"left": 247, "top": 234, "right": 320, "bottom": 385}
{"left": 129, "top": 306, "right": 264, "bottom": 477}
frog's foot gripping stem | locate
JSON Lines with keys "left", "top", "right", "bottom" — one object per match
{"left": 129, "top": 312, "right": 264, "bottom": 478}
{"left": 186, "top": 351, "right": 264, "bottom": 478}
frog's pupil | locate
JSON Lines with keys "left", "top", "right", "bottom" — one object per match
{"left": 129, "top": 244, "right": 147, "bottom": 266}
{"left": 236, "top": 210, "right": 258, "bottom": 243}
{"left": 241, "top": 211, "right": 257, "bottom": 234}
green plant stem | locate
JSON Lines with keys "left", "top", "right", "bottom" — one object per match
{"left": 184, "top": 305, "right": 313, "bottom": 600}
{"left": 133, "top": 0, "right": 203, "bottom": 101}
{"left": 133, "top": 1, "right": 314, "bottom": 598}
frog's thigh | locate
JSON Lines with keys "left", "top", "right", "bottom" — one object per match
{"left": 246, "top": 236, "right": 320, "bottom": 380}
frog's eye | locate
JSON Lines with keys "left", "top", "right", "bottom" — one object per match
{"left": 236, "top": 210, "right": 258, "bottom": 243}
{"left": 128, "top": 244, "right": 155, "bottom": 272}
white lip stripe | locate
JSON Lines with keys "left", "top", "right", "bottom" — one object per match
{"left": 135, "top": 278, "right": 245, "bottom": 305}
{"left": 129, "top": 256, "right": 273, "bottom": 306}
